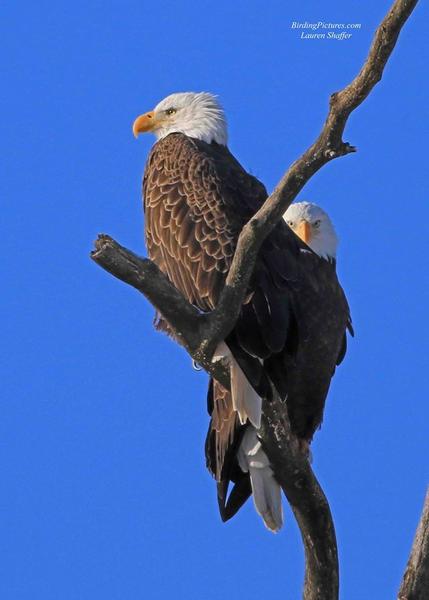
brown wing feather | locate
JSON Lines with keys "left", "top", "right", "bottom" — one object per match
{"left": 144, "top": 134, "right": 238, "bottom": 312}
{"left": 206, "top": 381, "right": 239, "bottom": 482}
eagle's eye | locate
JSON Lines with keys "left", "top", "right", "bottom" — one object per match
{"left": 313, "top": 219, "right": 321, "bottom": 228}
{"left": 165, "top": 108, "right": 177, "bottom": 116}
{"left": 287, "top": 220, "right": 294, "bottom": 228}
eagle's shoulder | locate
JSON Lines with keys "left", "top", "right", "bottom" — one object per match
{"left": 144, "top": 133, "right": 270, "bottom": 251}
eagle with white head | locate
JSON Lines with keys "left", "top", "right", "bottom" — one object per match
{"left": 133, "top": 92, "right": 351, "bottom": 532}
{"left": 284, "top": 201, "right": 338, "bottom": 261}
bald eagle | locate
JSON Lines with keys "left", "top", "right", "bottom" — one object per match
{"left": 133, "top": 92, "right": 351, "bottom": 532}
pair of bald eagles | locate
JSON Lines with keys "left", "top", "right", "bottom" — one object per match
{"left": 133, "top": 92, "right": 352, "bottom": 532}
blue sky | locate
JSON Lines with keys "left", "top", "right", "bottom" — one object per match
{"left": 1, "top": 1, "right": 428, "bottom": 598}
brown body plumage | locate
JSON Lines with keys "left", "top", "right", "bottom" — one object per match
{"left": 143, "top": 132, "right": 351, "bottom": 522}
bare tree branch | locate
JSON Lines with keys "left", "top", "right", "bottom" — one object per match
{"left": 260, "top": 393, "right": 339, "bottom": 599}
{"left": 91, "top": 1, "right": 419, "bottom": 598}
{"left": 398, "top": 489, "right": 429, "bottom": 600}
{"left": 210, "top": 0, "right": 419, "bottom": 356}
{"left": 92, "top": 235, "right": 231, "bottom": 387}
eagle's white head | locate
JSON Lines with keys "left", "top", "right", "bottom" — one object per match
{"left": 132, "top": 92, "right": 228, "bottom": 145}
{"left": 284, "top": 202, "right": 338, "bottom": 260}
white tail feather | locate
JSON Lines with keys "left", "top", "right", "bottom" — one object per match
{"left": 212, "top": 343, "right": 281, "bottom": 531}
{"left": 212, "top": 342, "right": 262, "bottom": 428}
{"left": 237, "top": 427, "right": 283, "bottom": 533}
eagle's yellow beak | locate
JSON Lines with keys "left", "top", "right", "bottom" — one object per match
{"left": 296, "top": 220, "right": 311, "bottom": 244}
{"left": 132, "top": 111, "right": 156, "bottom": 137}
